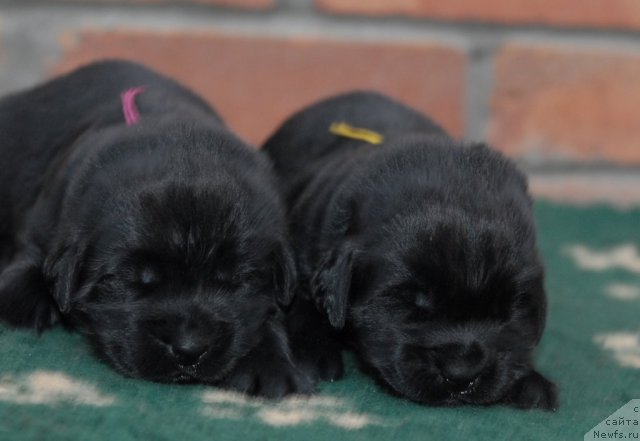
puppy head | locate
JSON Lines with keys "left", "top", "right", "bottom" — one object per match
{"left": 45, "top": 179, "right": 294, "bottom": 384}
{"left": 313, "top": 206, "right": 546, "bottom": 405}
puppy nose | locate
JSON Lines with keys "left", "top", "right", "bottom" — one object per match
{"left": 170, "top": 334, "right": 210, "bottom": 366}
{"left": 436, "top": 341, "right": 487, "bottom": 392}
{"left": 441, "top": 365, "right": 482, "bottom": 392}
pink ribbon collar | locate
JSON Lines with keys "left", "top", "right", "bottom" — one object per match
{"left": 120, "top": 86, "right": 146, "bottom": 125}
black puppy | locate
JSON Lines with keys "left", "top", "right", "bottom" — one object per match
{"left": 0, "top": 60, "right": 311, "bottom": 398}
{"left": 263, "top": 91, "right": 558, "bottom": 409}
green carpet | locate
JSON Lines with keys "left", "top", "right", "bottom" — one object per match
{"left": 1, "top": 202, "right": 639, "bottom": 441}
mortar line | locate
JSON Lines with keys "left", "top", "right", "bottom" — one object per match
{"left": 1, "top": 4, "right": 640, "bottom": 53}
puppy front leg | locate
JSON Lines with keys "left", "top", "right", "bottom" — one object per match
{"left": 220, "top": 316, "right": 314, "bottom": 399}
{"left": 504, "top": 369, "right": 558, "bottom": 411}
{"left": 287, "top": 296, "right": 344, "bottom": 383}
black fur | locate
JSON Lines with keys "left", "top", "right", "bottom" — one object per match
{"left": 0, "top": 60, "right": 311, "bottom": 398}
{"left": 263, "top": 91, "right": 558, "bottom": 409}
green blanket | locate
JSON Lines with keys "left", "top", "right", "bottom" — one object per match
{"left": 1, "top": 202, "right": 639, "bottom": 441}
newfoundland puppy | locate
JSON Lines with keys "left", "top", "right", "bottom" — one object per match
{"left": 263, "top": 91, "right": 558, "bottom": 409}
{"left": 0, "top": 60, "right": 310, "bottom": 398}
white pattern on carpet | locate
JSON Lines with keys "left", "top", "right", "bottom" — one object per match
{"left": 200, "top": 390, "right": 384, "bottom": 429}
{"left": 564, "top": 244, "right": 640, "bottom": 273}
{"left": 0, "top": 370, "right": 116, "bottom": 406}
{"left": 594, "top": 332, "right": 640, "bottom": 369}
{"left": 605, "top": 283, "right": 640, "bottom": 301}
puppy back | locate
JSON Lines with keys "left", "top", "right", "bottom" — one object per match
{"left": 262, "top": 91, "right": 447, "bottom": 188}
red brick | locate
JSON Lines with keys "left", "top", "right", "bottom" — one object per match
{"left": 60, "top": 0, "right": 275, "bottom": 9}
{"left": 490, "top": 45, "right": 640, "bottom": 165}
{"left": 317, "top": 0, "right": 640, "bottom": 31}
{"left": 193, "top": 0, "right": 273, "bottom": 7}
{"left": 54, "top": 30, "right": 466, "bottom": 144}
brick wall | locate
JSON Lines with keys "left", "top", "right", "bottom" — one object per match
{"left": 0, "top": 0, "right": 638, "bottom": 205}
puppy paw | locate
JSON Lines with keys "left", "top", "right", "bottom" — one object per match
{"left": 0, "top": 258, "right": 61, "bottom": 333}
{"left": 287, "top": 296, "right": 345, "bottom": 382}
{"left": 506, "top": 370, "right": 558, "bottom": 411}
{"left": 295, "top": 343, "right": 344, "bottom": 383}
{"left": 222, "top": 355, "right": 314, "bottom": 399}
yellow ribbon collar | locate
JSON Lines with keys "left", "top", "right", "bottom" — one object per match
{"left": 329, "top": 122, "right": 384, "bottom": 145}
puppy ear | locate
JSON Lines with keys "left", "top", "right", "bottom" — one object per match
{"left": 310, "top": 244, "right": 354, "bottom": 329}
{"left": 0, "top": 254, "right": 61, "bottom": 332}
{"left": 43, "top": 243, "right": 84, "bottom": 314}
{"left": 272, "top": 242, "right": 297, "bottom": 307}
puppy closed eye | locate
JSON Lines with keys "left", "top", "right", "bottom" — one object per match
{"left": 130, "top": 265, "right": 162, "bottom": 295}
{"left": 406, "top": 291, "right": 435, "bottom": 320}
{"left": 122, "top": 251, "right": 164, "bottom": 290}
{"left": 138, "top": 266, "right": 160, "bottom": 286}
{"left": 398, "top": 288, "right": 435, "bottom": 315}
{"left": 414, "top": 292, "right": 432, "bottom": 310}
